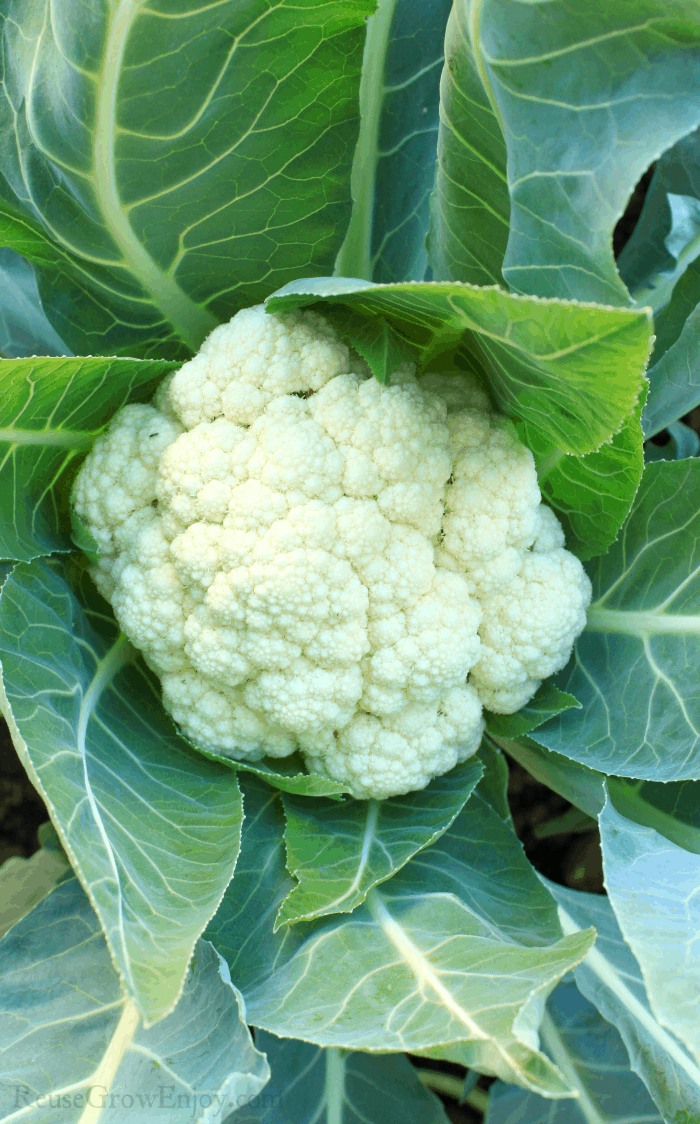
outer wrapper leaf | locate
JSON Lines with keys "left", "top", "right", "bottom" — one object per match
{"left": 0, "top": 354, "right": 178, "bottom": 561}
{"left": 0, "top": 0, "right": 373, "bottom": 357}
{"left": 0, "top": 878, "right": 270, "bottom": 1124}
{"left": 546, "top": 879, "right": 700, "bottom": 1123}
{"left": 0, "top": 559, "right": 244, "bottom": 1025}
{"left": 535, "top": 459, "right": 700, "bottom": 781}
{"left": 208, "top": 778, "right": 594, "bottom": 1098}
{"left": 600, "top": 797, "right": 700, "bottom": 1065}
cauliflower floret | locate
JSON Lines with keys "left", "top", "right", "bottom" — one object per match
{"left": 72, "top": 304, "right": 591, "bottom": 799}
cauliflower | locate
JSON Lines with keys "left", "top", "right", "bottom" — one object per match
{"left": 72, "top": 305, "right": 591, "bottom": 799}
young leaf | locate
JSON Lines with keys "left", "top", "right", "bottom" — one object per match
{"left": 485, "top": 682, "right": 580, "bottom": 740}
{"left": 454, "top": 0, "right": 700, "bottom": 305}
{"left": 0, "top": 354, "right": 178, "bottom": 561}
{"left": 0, "top": 560, "right": 244, "bottom": 1025}
{"left": 485, "top": 977, "right": 664, "bottom": 1124}
{"left": 277, "top": 758, "right": 483, "bottom": 926}
{"left": 208, "top": 778, "right": 594, "bottom": 1097}
{"left": 266, "top": 277, "right": 652, "bottom": 456}
{"left": 475, "top": 738, "right": 511, "bottom": 821}
{"left": 600, "top": 797, "right": 700, "bottom": 1065}
{"left": 0, "top": 0, "right": 373, "bottom": 358}
{"left": 427, "top": 0, "right": 510, "bottom": 287}
{"left": 0, "top": 249, "right": 68, "bottom": 359}
{"left": 0, "top": 878, "right": 270, "bottom": 1124}
{"left": 191, "top": 746, "right": 351, "bottom": 799}
{"left": 534, "top": 459, "right": 700, "bottom": 782}
{"left": 335, "top": 0, "right": 452, "bottom": 283}
{"left": 233, "top": 1033, "right": 451, "bottom": 1124}
{"left": 546, "top": 879, "right": 700, "bottom": 1123}
{"left": 522, "top": 406, "right": 646, "bottom": 561}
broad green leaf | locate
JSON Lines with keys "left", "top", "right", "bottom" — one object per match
{"left": 427, "top": 0, "right": 510, "bottom": 286}
{"left": 485, "top": 683, "right": 580, "bottom": 740}
{"left": 524, "top": 405, "right": 646, "bottom": 561}
{"left": 485, "top": 977, "right": 664, "bottom": 1124}
{"left": 0, "top": 559, "right": 243, "bottom": 1025}
{"left": 266, "top": 277, "right": 652, "bottom": 456}
{"left": 0, "top": 0, "right": 373, "bottom": 358}
{"left": 460, "top": 0, "right": 700, "bottom": 305}
{"left": 546, "top": 879, "right": 700, "bottom": 1123}
{"left": 600, "top": 797, "right": 700, "bottom": 1065}
{"left": 491, "top": 737, "right": 606, "bottom": 820}
{"left": 609, "top": 777, "right": 700, "bottom": 855}
{"left": 335, "top": 0, "right": 452, "bottom": 283}
{"left": 277, "top": 758, "right": 483, "bottom": 926}
{"left": 231, "top": 1033, "right": 450, "bottom": 1124}
{"left": 0, "top": 354, "right": 178, "bottom": 561}
{"left": 192, "top": 745, "right": 351, "bottom": 799}
{"left": 475, "top": 738, "right": 511, "bottom": 822}
{"left": 208, "top": 777, "right": 593, "bottom": 1097}
{"left": 0, "top": 877, "right": 269, "bottom": 1124}
{"left": 0, "top": 836, "right": 70, "bottom": 939}
{"left": 0, "top": 249, "right": 68, "bottom": 359}
{"left": 535, "top": 459, "right": 700, "bottom": 781}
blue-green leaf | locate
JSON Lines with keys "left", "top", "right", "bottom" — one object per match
{"left": 0, "top": 0, "right": 373, "bottom": 358}
{"left": 535, "top": 459, "right": 700, "bottom": 781}
{"left": 208, "top": 778, "right": 593, "bottom": 1096}
{"left": 0, "top": 249, "right": 68, "bottom": 359}
{"left": 277, "top": 758, "right": 483, "bottom": 926}
{"left": 546, "top": 879, "right": 700, "bottom": 1123}
{"left": 231, "top": 1033, "right": 450, "bottom": 1124}
{"left": 485, "top": 977, "right": 663, "bottom": 1124}
{"left": 600, "top": 796, "right": 700, "bottom": 1065}
{"left": 0, "top": 878, "right": 269, "bottom": 1124}
{"left": 0, "top": 354, "right": 178, "bottom": 561}
{"left": 0, "top": 559, "right": 243, "bottom": 1025}
{"left": 335, "top": 0, "right": 452, "bottom": 283}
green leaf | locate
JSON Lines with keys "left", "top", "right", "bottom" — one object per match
{"left": 642, "top": 259, "right": 700, "bottom": 437}
{"left": 0, "top": 877, "right": 270, "bottom": 1123}
{"left": 0, "top": 0, "right": 373, "bottom": 358}
{"left": 535, "top": 459, "right": 700, "bottom": 782}
{"left": 523, "top": 403, "right": 646, "bottom": 561}
{"left": 608, "top": 776, "right": 700, "bottom": 855}
{"left": 277, "top": 758, "right": 483, "bottom": 926}
{"left": 492, "top": 737, "right": 606, "bottom": 820}
{"left": 0, "top": 838, "right": 71, "bottom": 939}
{"left": 234, "top": 1033, "right": 451, "bottom": 1124}
{"left": 0, "top": 354, "right": 178, "bottom": 561}
{"left": 475, "top": 738, "right": 511, "bottom": 821}
{"left": 191, "top": 745, "right": 351, "bottom": 799}
{"left": 335, "top": 0, "right": 452, "bottom": 283}
{"left": 0, "top": 248, "right": 68, "bottom": 359}
{"left": 266, "top": 277, "right": 652, "bottom": 456}
{"left": 485, "top": 682, "right": 580, "bottom": 740}
{"left": 485, "top": 977, "right": 664, "bottom": 1124}
{"left": 321, "top": 305, "right": 420, "bottom": 384}
{"left": 427, "top": 0, "right": 510, "bottom": 286}
{"left": 600, "top": 797, "right": 700, "bottom": 1065}
{"left": 208, "top": 777, "right": 594, "bottom": 1097}
{"left": 547, "top": 880, "right": 700, "bottom": 1123}
{"left": 0, "top": 559, "right": 243, "bottom": 1025}
{"left": 461, "top": 0, "right": 700, "bottom": 305}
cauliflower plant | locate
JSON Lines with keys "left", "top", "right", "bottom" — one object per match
{"left": 72, "top": 306, "right": 591, "bottom": 799}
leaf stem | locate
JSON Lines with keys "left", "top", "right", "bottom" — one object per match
{"left": 334, "top": 0, "right": 399, "bottom": 280}
{"left": 415, "top": 1069, "right": 490, "bottom": 1113}
{"left": 78, "top": 999, "right": 141, "bottom": 1124}
{"left": 325, "top": 1047, "right": 347, "bottom": 1124}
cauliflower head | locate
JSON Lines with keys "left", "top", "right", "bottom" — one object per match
{"left": 72, "top": 305, "right": 591, "bottom": 799}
